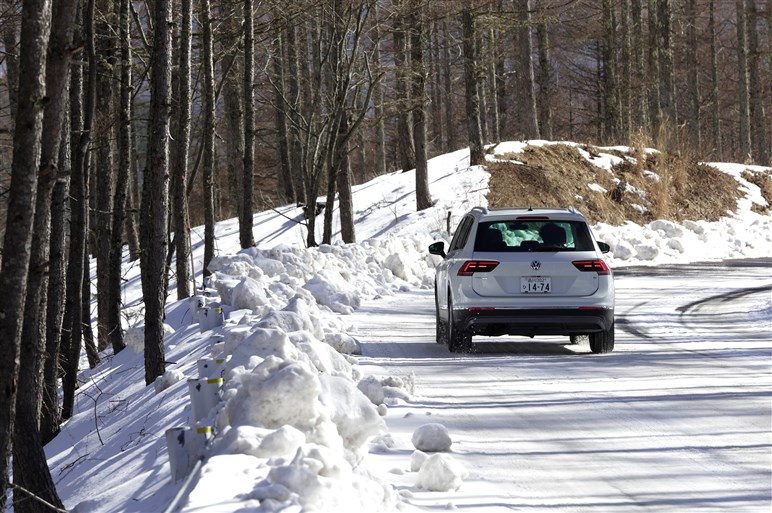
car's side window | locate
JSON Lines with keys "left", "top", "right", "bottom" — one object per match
{"left": 449, "top": 216, "right": 473, "bottom": 252}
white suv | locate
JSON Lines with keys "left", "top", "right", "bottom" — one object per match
{"left": 429, "top": 207, "right": 615, "bottom": 353}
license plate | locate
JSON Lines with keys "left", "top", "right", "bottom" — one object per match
{"left": 521, "top": 276, "right": 551, "bottom": 293}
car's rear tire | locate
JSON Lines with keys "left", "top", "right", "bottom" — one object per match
{"left": 447, "top": 294, "right": 472, "bottom": 353}
{"left": 435, "top": 288, "right": 448, "bottom": 344}
{"left": 589, "top": 323, "right": 615, "bottom": 354}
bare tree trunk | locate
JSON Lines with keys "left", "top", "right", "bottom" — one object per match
{"left": 684, "top": 0, "right": 701, "bottom": 149}
{"left": 82, "top": 249, "right": 99, "bottom": 368}
{"left": 647, "top": 0, "right": 660, "bottom": 129}
{"left": 372, "top": 3, "right": 387, "bottom": 175}
{"left": 461, "top": 8, "right": 484, "bottom": 166}
{"left": 0, "top": 0, "right": 52, "bottom": 504}
{"left": 202, "top": 0, "right": 216, "bottom": 278}
{"left": 241, "top": 0, "right": 256, "bottom": 247}
{"left": 125, "top": 124, "right": 141, "bottom": 262}
{"left": 495, "top": 0, "right": 508, "bottom": 141}
{"left": 141, "top": 0, "right": 173, "bottom": 385}
{"left": 736, "top": 0, "right": 752, "bottom": 160}
{"left": 410, "top": 0, "right": 431, "bottom": 210}
{"left": 619, "top": 0, "right": 631, "bottom": 141}
{"left": 393, "top": 5, "right": 415, "bottom": 171}
{"left": 13, "top": 0, "right": 78, "bottom": 507}
{"left": 515, "top": 0, "right": 539, "bottom": 139}
{"left": 285, "top": 19, "right": 307, "bottom": 206}
{"left": 62, "top": 0, "right": 97, "bottom": 417}
{"left": 94, "top": 0, "right": 116, "bottom": 352}
{"left": 42, "top": 113, "right": 70, "bottom": 444}
{"left": 173, "top": 0, "right": 193, "bottom": 299}
{"left": 430, "top": 23, "right": 444, "bottom": 151}
{"left": 536, "top": 16, "right": 552, "bottom": 140}
{"left": 657, "top": 0, "right": 674, "bottom": 123}
{"left": 708, "top": 0, "right": 722, "bottom": 157}
{"left": 337, "top": 132, "right": 355, "bottom": 243}
{"left": 1, "top": 0, "right": 19, "bottom": 122}
{"left": 478, "top": 32, "right": 489, "bottom": 144}
{"left": 601, "top": 0, "right": 619, "bottom": 141}
{"left": 747, "top": 1, "right": 769, "bottom": 165}
{"left": 272, "top": 30, "right": 295, "bottom": 201}
{"left": 441, "top": 19, "right": 456, "bottom": 151}
{"left": 631, "top": 0, "right": 648, "bottom": 130}
{"left": 106, "top": 0, "right": 133, "bottom": 355}
{"left": 223, "top": 52, "right": 245, "bottom": 226}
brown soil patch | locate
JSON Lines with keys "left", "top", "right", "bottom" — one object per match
{"left": 487, "top": 144, "right": 744, "bottom": 225}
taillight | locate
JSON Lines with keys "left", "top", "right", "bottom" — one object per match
{"left": 458, "top": 260, "right": 499, "bottom": 276}
{"left": 572, "top": 260, "right": 610, "bottom": 275}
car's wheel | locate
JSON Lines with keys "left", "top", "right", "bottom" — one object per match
{"left": 447, "top": 294, "right": 472, "bottom": 353}
{"left": 435, "top": 288, "right": 448, "bottom": 344}
{"left": 569, "top": 334, "right": 588, "bottom": 345}
{"left": 589, "top": 323, "right": 615, "bottom": 354}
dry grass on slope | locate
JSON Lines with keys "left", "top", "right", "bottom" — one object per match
{"left": 486, "top": 143, "right": 742, "bottom": 226}
{"left": 742, "top": 170, "right": 772, "bottom": 214}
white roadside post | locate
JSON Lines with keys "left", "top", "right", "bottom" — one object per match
{"left": 165, "top": 426, "right": 212, "bottom": 482}
{"left": 187, "top": 377, "right": 223, "bottom": 422}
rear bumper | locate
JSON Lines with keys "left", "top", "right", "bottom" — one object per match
{"left": 456, "top": 307, "right": 614, "bottom": 336}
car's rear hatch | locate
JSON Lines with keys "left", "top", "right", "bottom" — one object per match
{"left": 470, "top": 251, "right": 601, "bottom": 298}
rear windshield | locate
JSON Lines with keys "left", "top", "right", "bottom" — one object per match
{"left": 473, "top": 220, "right": 595, "bottom": 252}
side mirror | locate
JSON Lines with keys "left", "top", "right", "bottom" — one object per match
{"left": 428, "top": 241, "right": 446, "bottom": 258}
{"left": 597, "top": 241, "right": 611, "bottom": 254}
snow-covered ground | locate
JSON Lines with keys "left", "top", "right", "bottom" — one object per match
{"left": 25, "top": 143, "right": 772, "bottom": 513}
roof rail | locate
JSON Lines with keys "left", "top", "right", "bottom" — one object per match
{"left": 471, "top": 206, "right": 488, "bottom": 215}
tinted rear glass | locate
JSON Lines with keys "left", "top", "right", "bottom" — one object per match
{"left": 473, "top": 220, "right": 595, "bottom": 252}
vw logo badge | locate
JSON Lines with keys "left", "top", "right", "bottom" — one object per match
{"left": 531, "top": 260, "right": 541, "bottom": 271}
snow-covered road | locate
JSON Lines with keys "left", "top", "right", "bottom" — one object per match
{"left": 354, "top": 259, "right": 772, "bottom": 512}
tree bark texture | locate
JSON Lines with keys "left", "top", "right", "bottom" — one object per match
{"left": 202, "top": 0, "right": 216, "bottom": 278}
{"left": 735, "top": 0, "right": 752, "bottom": 160}
{"left": 241, "top": 0, "right": 256, "bottom": 248}
{"left": 515, "top": 0, "right": 539, "bottom": 140}
{"left": 12, "top": 0, "right": 77, "bottom": 505}
{"left": 461, "top": 9, "right": 484, "bottom": 166}
{"left": 409, "top": 1, "right": 431, "bottom": 211}
{"left": 173, "top": 0, "right": 193, "bottom": 299}
{"left": 106, "top": 0, "right": 133, "bottom": 355}
{"left": 747, "top": 2, "right": 769, "bottom": 165}
{"left": 393, "top": 7, "right": 415, "bottom": 172}
{"left": 0, "top": 0, "right": 52, "bottom": 505}
{"left": 94, "top": 0, "right": 116, "bottom": 352}
{"left": 140, "top": 0, "right": 172, "bottom": 385}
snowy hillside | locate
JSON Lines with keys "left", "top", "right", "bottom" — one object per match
{"left": 34, "top": 142, "right": 771, "bottom": 513}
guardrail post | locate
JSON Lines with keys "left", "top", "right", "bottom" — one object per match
{"left": 197, "top": 358, "right": 225, "bottom": 379}
{"left": 187, "top": 377, "right": 223, "bottom": 422}
{"left": 165, "top": 426, "right": 211, "bottom": 482}
{"left": 197, "top": 306, "right": 224, "bottom": 333}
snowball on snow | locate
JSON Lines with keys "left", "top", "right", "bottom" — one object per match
{"left": 416, "top": 453, "right": 468, "bottom": 492}
{"left": 153, "top": 369, "right": 184, "bottom": 393}
{"left": 357, "top": 375, "right": 385, "bottom": 405}
{"left": 412, "top": 423, "right": 452, "bottom": 452}
{"left": 411, "top": 450, "right": 428, "bottom": 472}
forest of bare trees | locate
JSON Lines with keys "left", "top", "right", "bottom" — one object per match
{"left": 0, "top": 0, "right": 769, "bottom": 510}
